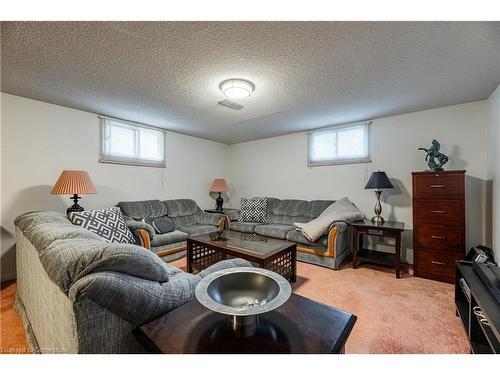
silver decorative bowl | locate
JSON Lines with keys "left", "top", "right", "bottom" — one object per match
{"left": 195, "top": 267, "right": 292, "bottom": 332}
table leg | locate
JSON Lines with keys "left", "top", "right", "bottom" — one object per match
{"left": 291, "top": 246, "right": 297, "bottom": 282}
{"left": 187, "top": 240, "right": 193, "bottom": 273}
{"left": 395, "top": 234, "right": 401, "bottom": 279}
{"left": 352, "top": 229, "right": 358, "bottom": 269}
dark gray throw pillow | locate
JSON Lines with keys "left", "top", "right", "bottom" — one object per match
{"left": 239, "top": 197, "right": 268, "bottom": 223}
{"left": 144, "top": 216, "right": 176, "bottom": 234}
{"left": 68, "top": 207, "right": 135, "bottom": 244}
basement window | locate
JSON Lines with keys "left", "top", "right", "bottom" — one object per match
{"left": 99, "top": 117, "right": 166, "bottom": 168}
{"left": 308, "top": 121, "right": 371, "bottom": 167}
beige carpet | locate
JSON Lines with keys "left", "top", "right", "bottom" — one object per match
{"left": 1, "top": 259, "right": 470, "bottom": 354}
{"left": 172, "top": 258, "right": 470, "bottom": 354}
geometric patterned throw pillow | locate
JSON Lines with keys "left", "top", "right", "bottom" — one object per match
{"left": 68, "top": 207, "right": 135, "bottom": 244}
{"left": 238, "top": 197, "right": 268, "bottom": 223}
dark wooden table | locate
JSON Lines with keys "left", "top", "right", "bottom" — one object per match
{"left": 204, "top": 208, "right": 237, "bottom": 214}
{"left": 135, "top": 293, "right": 357, "bottom": 354}
{"left": 187, "top": 230, "right": 297, "bottom": 282}
{"left": 351, "top": 220, "right": 405, "bottom": 278}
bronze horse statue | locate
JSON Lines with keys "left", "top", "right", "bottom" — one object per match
{"left": 418, "top": 139, "right": 448, "bottom": 171}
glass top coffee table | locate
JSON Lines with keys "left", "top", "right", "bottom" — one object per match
{"left": 187, "top": 230, "right": 297, "bottom": 282}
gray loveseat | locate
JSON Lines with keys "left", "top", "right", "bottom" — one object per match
{"left": 117, "top": 199, "right": 227, "bottom": 262}
{"left": 228, "top": 198, "right": 352, "bottom": 269}
{"left": 14, "top": 211, "right": 249, "bottom": 353}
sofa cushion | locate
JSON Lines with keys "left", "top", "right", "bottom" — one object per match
{"left": 68, "top": 207, "right": 135, "bottom": 244}
{"left": 177, "top": 224, "right": 218, "bottom": 237}
{"left": 239, "top": 197, "right": 268, "bottom": 223}
{"left": 163, "top": 199, "right": 198, "bottom": 217}
{"left": 195, "top": 211, "right": 223, "bottom": 226}
{"left": 229, "top": 221, "right": 261, "bottom": 233}
{"left": 286, "top": 229, "right": 328, "bottom": 247}
{"left": 254, "top": 224, "right": 295, "bottom": 240}
{"left": 303, "top": 200, "right": 336, "bottom": 219}
{"left": 267, "top": 199, "right": 310, "bottom": 225}
{"left": 117, "top": 200, "right": 168, "bottom": 220}
{"left": 15, "top": 211, "right": 104, "bottom": 250}
{"left": 150, "top": 230, "right": 189, "bottom": 247}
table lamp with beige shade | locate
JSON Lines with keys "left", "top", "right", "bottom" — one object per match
{"left": 209, "top": 178, "right": 229, "bottom": 211}
{"left": 50, "top": 170, "right": 97, "bottom": 214}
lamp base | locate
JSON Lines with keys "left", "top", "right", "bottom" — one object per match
{"left": 67, "top": 194, "right": 85, "bottom": 215}
{"left": 371, "top": 190, "right": 384, "bottom": 225}
{"left": 216, "top": 192, "right": 224, "bottom": 211}
{"left": 371, "top": 215, "right": 385, "bottom": 224}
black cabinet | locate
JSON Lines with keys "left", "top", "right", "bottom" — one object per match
{"left": 455, "top": 261, "right": 500, "bottom": 354}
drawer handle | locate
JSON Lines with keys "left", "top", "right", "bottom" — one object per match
{"left": 430, "top": 184, "right": 445, "bottom": 188}
{"left": 431, "top": 235, "right": 446, "bottom": 239}
{"left": 431, "top": 260, "right": 446, "bottom": 266}
{"left": 430, "top": 210, "right": 445, "bottom": 214}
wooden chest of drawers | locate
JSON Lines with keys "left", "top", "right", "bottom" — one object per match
{"left": 412, "top": 170, "right": 465, "bottom": 283}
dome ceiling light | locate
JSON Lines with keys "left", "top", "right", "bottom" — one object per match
{"left": 219, "top": 79, "right": 255, "bottom": 99}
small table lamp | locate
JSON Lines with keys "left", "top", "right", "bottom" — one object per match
{"left": 51, "top": 170, "right": 97, "bottom": 214}
{"left": 210, "top": 178, "right": 229, "bottom": 211}
{"left": 365, "top": 171, "right": 394, "bottom": 224}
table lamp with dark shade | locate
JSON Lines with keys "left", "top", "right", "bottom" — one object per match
{"left": 364, "top": 171, "right": 394, "bottom": 224}
{"left": 50, "top": 170, "right": 97, "bottom": 214}
{"left": 210, "top": 178, "right": 229, "bottom": 211}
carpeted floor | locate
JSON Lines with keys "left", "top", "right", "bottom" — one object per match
{"left": 1, "top": 280, "right": 30, "bottom": 354}
{"left": 0, "top": 259, "right": 470, "bottom": 354}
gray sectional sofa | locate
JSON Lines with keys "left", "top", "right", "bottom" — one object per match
{"left": 117, "top": 199, "right": 227, "bottom": 262}
{"left": 228, "top": 198, "right": 352, "bottom": 269}
{"left": 14, "top": 211, "right": 250, "bottom": 353}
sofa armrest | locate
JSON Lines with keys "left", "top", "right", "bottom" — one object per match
{"left": 124, "top": 216, "right": 155, "bottom": 238}
{"left": 136, "top": 229, "right": 151, "bottom": 249}
{"left": 326, "top": 224, "right": 352, "bottom": 258}
{"left": 195, "top": 211, "right": 224, "bottom": 226}
{"left": 325, "top": 225, "right": 339, "bottom": 257}
{"left": 220, "top": 215, "right": 229, "bottom": 230}
{"left": 69, "top": 270, "right": 202, "bottom": 326}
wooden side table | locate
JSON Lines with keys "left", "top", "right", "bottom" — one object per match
{"left": 204, "top": 208, "right": 236, "bottom": 214}
{"left": 351, "top": 220, "right": 405, "bottom": 278}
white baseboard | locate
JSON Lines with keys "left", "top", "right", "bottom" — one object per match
{"left": 1, "top": 272, "right": 16, "bottom": 282}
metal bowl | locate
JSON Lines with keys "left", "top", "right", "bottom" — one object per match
{"left": 195, "top": 267, "right": 291, "bottom": 330}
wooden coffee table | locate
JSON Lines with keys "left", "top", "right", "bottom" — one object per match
{"left": 187, "top": 230, "right": 297, "bottom": 282}
{"left": 135, "top": 293, "right": 357, "bottom": 354}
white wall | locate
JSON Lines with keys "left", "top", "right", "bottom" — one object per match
{"left": 486, "top": 84, "right": 500, "bottom": 264}
{"left": 1, "top": 93, "right": 494, "bottom": 279}
{"left": 228, "top": 101, "right": 488, "bottom": 263}
{"left": 1, "top": 93, "right": 229, "bottom": 281}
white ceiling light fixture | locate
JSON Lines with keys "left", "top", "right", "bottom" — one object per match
{"left": 219, "top": 78, "right": 255, "bottom": 99}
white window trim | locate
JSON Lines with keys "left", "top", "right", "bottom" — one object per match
{"left": 99, "top": 116, "right": 167, "bottom": 168}
{"left": 307, "top": 121, "right": 372, "bottom": 167}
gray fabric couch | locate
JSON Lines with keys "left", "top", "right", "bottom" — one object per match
{"left": 117, "top": 199, "right": 226, "bottom": 262}
{"left": 14, "top": 211, "right": 250, "bottom": 353}
{"left": 229, "top": 198, "right": 352, "bottom": 269}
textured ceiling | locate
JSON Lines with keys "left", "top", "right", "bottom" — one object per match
{"left": 1, "top": 21, "right": 499, "bottom": 144}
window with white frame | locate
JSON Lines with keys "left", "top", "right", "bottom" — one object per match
{"left": 99, "top": 117, "right": 166, "bottom": 168}
{"left": 308, "top": 121, "right": 371, "bottom": 166}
